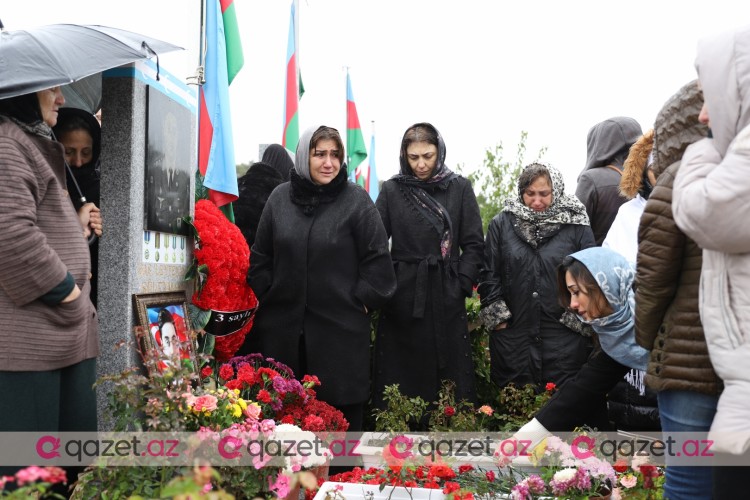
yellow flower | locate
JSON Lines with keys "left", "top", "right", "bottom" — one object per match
{"left": 231, "top": 404, "right": 242, "bottom": 418}
{"left": 238, "top": 398, "right": 248, "bottom": 410}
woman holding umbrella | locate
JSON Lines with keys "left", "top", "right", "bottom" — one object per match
{"left": 0, "top": 87, "right": 99, "bottom": 439}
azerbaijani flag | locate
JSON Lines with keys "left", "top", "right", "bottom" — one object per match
{"left": 282, "top": 1, "right": 303, "bottom": 152}
{"left": 198, "top": 0, "right": 244, "bottom": 215}
{"left": 346, "top": 70, "right": 367, "bottom": 183}
{"left": 367, "top": 128, "right": 379, "bottom": 202}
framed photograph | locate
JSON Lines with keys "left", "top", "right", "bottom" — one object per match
{"left": 144, "top": 86, "right": 193, "bottom": 236}
{"left": 133, "top": 291, "right": 198, "bottom": 377}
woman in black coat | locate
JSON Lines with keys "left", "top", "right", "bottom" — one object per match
{"left": 241, "top": 125, "right": 396, "bottom": 431}
{"left": 373, "top": 122, "right": 484, "bottom": 409}
{"left": 478, "top": 163, "right": 595, "bottom": 391}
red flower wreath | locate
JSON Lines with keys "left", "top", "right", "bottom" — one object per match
{"left": 190, "top": 199, "right": 258, "bottom": 361}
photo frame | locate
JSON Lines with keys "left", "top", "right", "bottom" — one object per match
{"left": 133, "top": 291, "right": 199, "bottom": 377}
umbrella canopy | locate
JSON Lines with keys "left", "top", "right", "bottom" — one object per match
{"left": 0, "top": 23, "right": 183, "bottom": 99}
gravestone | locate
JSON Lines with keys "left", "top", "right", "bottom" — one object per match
{"left": 96, "top": 60, "right": 197, "bottom": 430}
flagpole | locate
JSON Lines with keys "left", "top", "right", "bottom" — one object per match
{"left": 188, "top": 0, "right": 207, "bottom": 86}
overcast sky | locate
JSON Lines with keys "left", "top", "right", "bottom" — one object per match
{"left": 5, "top": 1, "right": 750, "bottom": 191}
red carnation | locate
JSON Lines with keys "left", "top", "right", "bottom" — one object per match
{"left": 218, "top": 364, "right": 234, "bottom": 381}
{"left": 200, "top": 366, "right": 213, "bottom": 379}
{"left": 190, "top": 200, "right": 259, "bottom": 361}
{"left": 613, "top": 459, "right": 629, "bottom": 473}
{"left": 545, "top": 382, "right": 556, "bottom": 391}
{"left": 485, "top": 471, "right": 495, "bottom": 482}
{"left": 458, "top": 465, "right": 474, "bottom": 474}
{"left": 444, "top": 406, "right": 456, "bottom": 417}
{"left": 257, "top": 389, "right": 272, "bottom": 404}
{"left": 442, "top": 482, "right": 460, "bottom": 494}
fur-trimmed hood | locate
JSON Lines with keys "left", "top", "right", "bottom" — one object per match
{"left": 619, "top": 129, "right": 654, "bottom": 200}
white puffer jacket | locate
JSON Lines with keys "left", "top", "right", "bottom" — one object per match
{"left": 673, "top": 25, "right": 750, "bottom": 455}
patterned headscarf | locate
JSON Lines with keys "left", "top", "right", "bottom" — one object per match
{"left": 391, "top": 123, "right": 458, "bottom": 260}
{"left": 505, "top": 163, "right": 589, "bottom": 226}
{"left": 569, "top": 247, "right": 649, "bottom": 371}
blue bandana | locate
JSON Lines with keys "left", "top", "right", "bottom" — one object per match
{"left": 569, "top": 247, "right": 649, "bottom": 370}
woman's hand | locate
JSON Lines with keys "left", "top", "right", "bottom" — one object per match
{"left": 77, "top": 203, "right": 102, "bottom": 238}
{"left": 494, "top": 322, "right": 508, "bottom": 330}
{"left": 61, "top": 284, "right": 81, "bottom": 303}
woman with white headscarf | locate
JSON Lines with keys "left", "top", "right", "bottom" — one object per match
{"left": 241, "top": 125, "right": 396, "bottom": 431}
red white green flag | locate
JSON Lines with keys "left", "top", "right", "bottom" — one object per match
{"left": 198, "top": 0, "right": 244, "bottom": 218}
{"left": 346, "top": 70, "right": 367, "bottom": 184}
{"left": 282, "top": 1, "right": 303, "bottom": 152}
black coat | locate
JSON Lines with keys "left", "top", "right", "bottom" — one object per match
{"left": 242, "top": 182, "right": 396, "bottom": 406}
{"left": 478, "top": 212, "right": 596, "bottom": 389}
{"left": 372, "top": 176, "right": 484, "bottom": 407}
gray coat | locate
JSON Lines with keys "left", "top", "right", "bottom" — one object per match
{"left": 0, "top": 118, "right": 99, "bottom": 371}
{"left": 673, "top": 25, "right": 750, "bottom": 455}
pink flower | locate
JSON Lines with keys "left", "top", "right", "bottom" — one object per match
{"left": 478, "top": 405, "right": 494, "bottom": 416}
{"left": 14, "top": 466, "right": 66, "bottom": 486}
{"left": 191, "top": 394, "right": 218, "bottom": 413}
{"left": 244, "top": 402, "right": 262, "bottom": 420}
{"left": 269, "top": 472, "right": 292, "bottom": 498}
{"left": 619, "top": 474, "right": 638, "bottom": 488}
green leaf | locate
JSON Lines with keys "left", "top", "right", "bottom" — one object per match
{"left": 188, "top": 303, "right": 212, "bottom": 331}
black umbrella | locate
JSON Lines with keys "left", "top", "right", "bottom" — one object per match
{"left": 0, "top": 20, "right": 183, "bottom": 99}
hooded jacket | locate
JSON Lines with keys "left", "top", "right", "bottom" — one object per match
{"left": 634, "top": 80, "right": 719, "bottom": 396}
{"left": 576, "top": 117, "right": 642, "bottom": 245}
{"left": 673, "top": 25, "right": 750, "bottom": 455}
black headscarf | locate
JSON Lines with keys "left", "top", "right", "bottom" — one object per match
{"left": 52, "top": 107, "right": 102, "bottom": 208}
{"left": 391, "top": 123, "right": 458, "bottom": 261}
{"left": 262, "top": 143, "right": 294, "bottom": 182}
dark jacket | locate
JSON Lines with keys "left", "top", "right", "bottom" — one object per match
{"left": 53, "top": 107, "right": 101, "bottom": 307}
{"left": 478, "top": 212, "right": 595, "bottom": 389}
{"left": 576, "top": 117, "right": 642, "bottom": 245}
{"left": 373, "top": 175, "right": 484, "bottom": 407}
{"left": 234, "top": 162, "right": 284, "bottom": 249}
{"left": 635, "top": 162, "right": 721, "bottom": 395}
{"left": 243, "top": 181, "right": 396, "bottom": 406}
{"left": 537, "top": 349, "right": 627, "bottom": 432}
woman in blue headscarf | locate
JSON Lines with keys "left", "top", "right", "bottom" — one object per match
{"left": 511, "top": 247, "right": 650, "bottom": 444}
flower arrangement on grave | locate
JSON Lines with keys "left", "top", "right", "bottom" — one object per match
{"left": 185, "top": 199, "right": 259, "bottom": 362}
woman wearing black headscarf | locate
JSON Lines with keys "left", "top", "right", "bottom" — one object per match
{"left": 242, "top": 125, "right": 396, "bottom": 431}
{"left": 53, "top": 107, "right": 103, "bottom": 307}
{"left": 372, "top": 122, "right": 484, "bottom": 410}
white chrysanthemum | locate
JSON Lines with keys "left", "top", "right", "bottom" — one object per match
{"left": 553, "top": 468, "right": 577, "bottom": 482}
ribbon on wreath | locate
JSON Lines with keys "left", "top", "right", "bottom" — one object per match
{"left": 203, "top": 306, "right": 258, "bottom": 337}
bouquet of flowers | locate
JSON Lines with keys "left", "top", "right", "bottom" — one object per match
{"left": 320, "top": 462, "right": 512, "bottom": 500}
{"left": 214, "top": 353, "right": 349, "bottom": 435}
{"left": 611, "top": 456, "right": 664, "bottom": 499}
{"left": 508, "top": 435, "right": 616, "bottom": 500}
